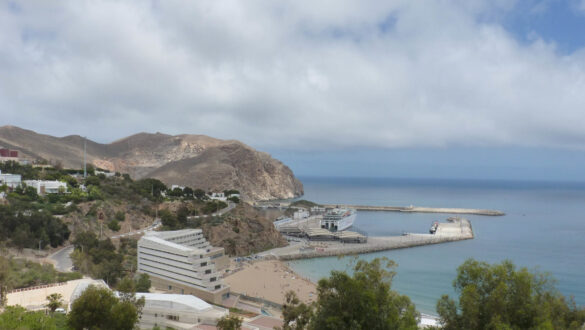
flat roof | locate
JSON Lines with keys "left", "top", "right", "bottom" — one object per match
{"left": 136, "top": 292, "right": 212, "bottom": 311}
{"left": 140, "top": 236, "right": 194, "bottom": 252}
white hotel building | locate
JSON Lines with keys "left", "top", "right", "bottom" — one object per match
{"left": 137, "top": 229, "right": 230, "bottom": 304}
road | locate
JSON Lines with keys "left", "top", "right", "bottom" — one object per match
{"left": 47, "top": 203, "right": 235, "bottom": 272}
{"left": 111, "top": 218, "right": 162, "bottom": 239}
{"left": 47, "top": 245, "right": 74, "bottom": 272}
{"left": 187, "top": 201, "right": 236, "bottom": 219}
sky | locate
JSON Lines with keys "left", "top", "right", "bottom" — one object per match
{"left": 1, "top": 0, "right": 585, "bottom": 180}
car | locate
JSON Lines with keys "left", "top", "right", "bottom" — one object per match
{"left": 55, "top": 308, "right": 66, "bottom": 314}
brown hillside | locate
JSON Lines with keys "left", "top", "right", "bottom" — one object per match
{"left": 0, "top": 126, "right": 303, "bottom": 201}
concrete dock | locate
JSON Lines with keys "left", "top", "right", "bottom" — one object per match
{"left": 262, "top": 218, "right": 474, "bottom": 260}
{"left": 321, "top": 204, "right": 504, "bottom": 216}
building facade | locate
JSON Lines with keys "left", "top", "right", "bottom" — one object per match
{"left": 23, "top": 180, "right": 67, "bottom": 194}
{"left": 137, "top": 229, "right": 230, "bottom": 304}
{"left": 0, "top": 170, "right": 22, "bottom": 189}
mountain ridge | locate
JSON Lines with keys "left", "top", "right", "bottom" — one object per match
{"left": 0, "top": 126, "right": 303, "bottom": 201}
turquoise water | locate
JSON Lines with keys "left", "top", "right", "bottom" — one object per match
{"left": 288, "top": 177, "right": 585, "bottom": 315}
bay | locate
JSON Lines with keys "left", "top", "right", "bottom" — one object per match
{"left": 288, "top": 177, "right": 585, "bottom": 315}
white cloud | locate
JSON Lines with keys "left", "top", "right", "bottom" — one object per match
{"left": 1, "top": 0, "right": 585, "bottom": 150}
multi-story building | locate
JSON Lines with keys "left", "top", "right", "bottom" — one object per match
{"left": 137, "top": 229, "right": 230, "bottom": 304}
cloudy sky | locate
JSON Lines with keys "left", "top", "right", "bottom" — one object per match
{"left": 2, "top": 1, "right": 585, "bottom": 179}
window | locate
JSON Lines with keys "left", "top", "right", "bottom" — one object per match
{"left": 168, "top": 285, "right": 172, "bottom": 290}
{"left": 205, "top": 269, "right": 211, "bottom": 274}
{"left": 210, "top": 277, "right": 217, "bottom": 282}
{"left": 201, "top": 262, "right": 207, "bottom": 267}
{"left": 181, "top": 289, "right": 184, "bottom": 294}
{"left": 215, "top": 284, "right": 221, "bottom": 290}
{"left": 166, "top": 315, "right": 179, "bottom": 321}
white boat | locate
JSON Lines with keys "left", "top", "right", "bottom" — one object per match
{"left": 321, "top": 208, "right": 356, "bottom": 232}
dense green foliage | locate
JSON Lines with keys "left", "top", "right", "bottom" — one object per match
{"left": 68, "top": 285, "right": 141, "bottom": 330}
{"left": 0, "top": 306, "right": 64, "bottom": 330}
{"left": 280, "top": 258, "right": 419, "bottom": 330}
{"left": 71, "top": 232, "right": 125, "bottom": 286}
{"left": 0, "top": 256, "right": 81, "bottom": 293}
{"left": 0, "top": 205, "right": 71, "bottom": 249}
{"left": 437, "top": 259, "right": 585, "bottom": 330}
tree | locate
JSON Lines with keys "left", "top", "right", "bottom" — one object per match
{"left": 68, "top": 285, "right": 140, "bottom": 330}
{"left": 281, "top": 291, "right": 313, "bottom": 330}
{"left": 0, "top": 306, "right": 58, "bottom": 330}
{"left": 279, "top": 258, "right": 419, "bottom": 330}
{"left": 217, "top": 315, "right": 243, "bottom": 330}
{"left": 108, "top": 219, "right": 121, "bottom": 232}
{"left": 115, "top": 211, "right": 126, "bottom": 222}
{"left": 46, "top": 293, "right": 63, "bottom": 313}
{"left": 310, "top": 257, "right": 418, "bottom": 330}
{"left": 135, "top": 273, "right": 151, "bottom": 293}
{"left": 193, "top": 188, "right": 206, "bottom": 200}
{"left": 437, "top": 259, "right": 585, "bottom": 330}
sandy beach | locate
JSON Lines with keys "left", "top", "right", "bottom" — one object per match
{"left": 224, "top": 259, "right": 317, "bottom": 305}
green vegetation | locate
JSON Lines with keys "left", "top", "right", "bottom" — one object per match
{"left": 70, "top": 232, "right": 130, "bottom": 286}
{"left": 0, "top": 256, "right": 82, "bottom": 295}
{"left": 0, "top": 205, "right": 71, "bottom": 249}
{"left": 436, "top": 259, "right": 585, "bottom": 330}
{"left": 46, "top": 293, "right": 63, "bottom": 313}
{"left": 0, "top": 305, "right": 64, "bottom": 330}
{"left": 280, "top": 257, "right": 419, "bottom": 330}
{"left": 289, "top": 200, "right": 320, "bottom": 208}
{"left": 68, "top": 285, "right": 143, "bottom": 330}
{"left": 217, "top": 315, "right": 243, "bottom": 330}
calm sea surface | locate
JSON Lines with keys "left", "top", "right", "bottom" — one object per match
{"left": 288, "top": 177, "right": 585, "bottom": 315}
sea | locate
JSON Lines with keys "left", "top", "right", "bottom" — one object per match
{"left": 287, "top": 176, "right": 585, "bottom": 315}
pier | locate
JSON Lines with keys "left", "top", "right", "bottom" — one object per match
{"left": 262, "top": 218, "right": 474, "bottom": 261}
{"left": 321, "top": 204, "right": 505, "bottom": 216}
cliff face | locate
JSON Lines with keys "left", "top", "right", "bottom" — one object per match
{"left": 0, "top": 126, "right": 303, "bottom": 201}
{"left": 203, "top": 203, "right": 287, "bottom": 256}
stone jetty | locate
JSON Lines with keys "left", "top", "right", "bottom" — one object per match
{"left": 321, "top": 204, "right": 505, "bottom": 216}
{"left": 261, "top": 218, "right": 474, "bottom": 261}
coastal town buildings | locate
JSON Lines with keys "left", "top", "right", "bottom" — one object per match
{"left": 137, "top": 229, "right": 230, "bottom": 304}
{"left": 23, "top": 179, "right": 68, "bottom": 194}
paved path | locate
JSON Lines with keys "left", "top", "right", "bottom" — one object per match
{"left": 47, "top": 245, "right": 74, "bottom": 272}
{"left": 111, "top": 218, "right": 162, "bottom": 239}
{"left": 187, "top": 202, "right": 236, "bottom": 219}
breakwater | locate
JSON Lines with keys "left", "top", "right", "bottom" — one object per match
{"left": 322, "top": 204, "right": 505, "bottom": 216}
{"left": 265, "top": 218, "right": 474, "bottom": 261}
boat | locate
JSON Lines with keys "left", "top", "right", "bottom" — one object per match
{"left": 320, "top": 208, "right": 356, "bottom": 232}
{"left": 429, "top": 221, "right": 439, "bottom": 234}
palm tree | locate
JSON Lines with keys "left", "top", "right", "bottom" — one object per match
{"left": 46, "top": 293, "right": 63, "bottom": 313}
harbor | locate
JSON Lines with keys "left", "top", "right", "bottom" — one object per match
{"left": 257, "top": 201, "right": 505, "bottom": 216}
{"left": 265, "top": 204, "right": 474, "bottom": 260}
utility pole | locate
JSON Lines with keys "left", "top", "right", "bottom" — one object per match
{"left": 83, "top": 137, "right": 87, "bottom": 179}
{"left": 38, "top": 240, "right": 42, "bottom": 252}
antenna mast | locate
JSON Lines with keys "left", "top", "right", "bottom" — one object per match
{"left": 83, "top": 137, "right": 87, "bottom": 178}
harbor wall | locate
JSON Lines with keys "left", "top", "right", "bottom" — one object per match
{"left": 276, "top": 219, "right": 474, "bottom": 261}
{"left": 321, "top": 204, "right": 504, "bottom": 216}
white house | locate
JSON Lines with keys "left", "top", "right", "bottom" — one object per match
{"left": 0, "top": 170, "right": 21, "bottom": 189}
{"left": 208, "top": 192, "right": 227, "bottom": 202}
{"left": 23, "top": 180, "right": 68, "bottom": 194}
